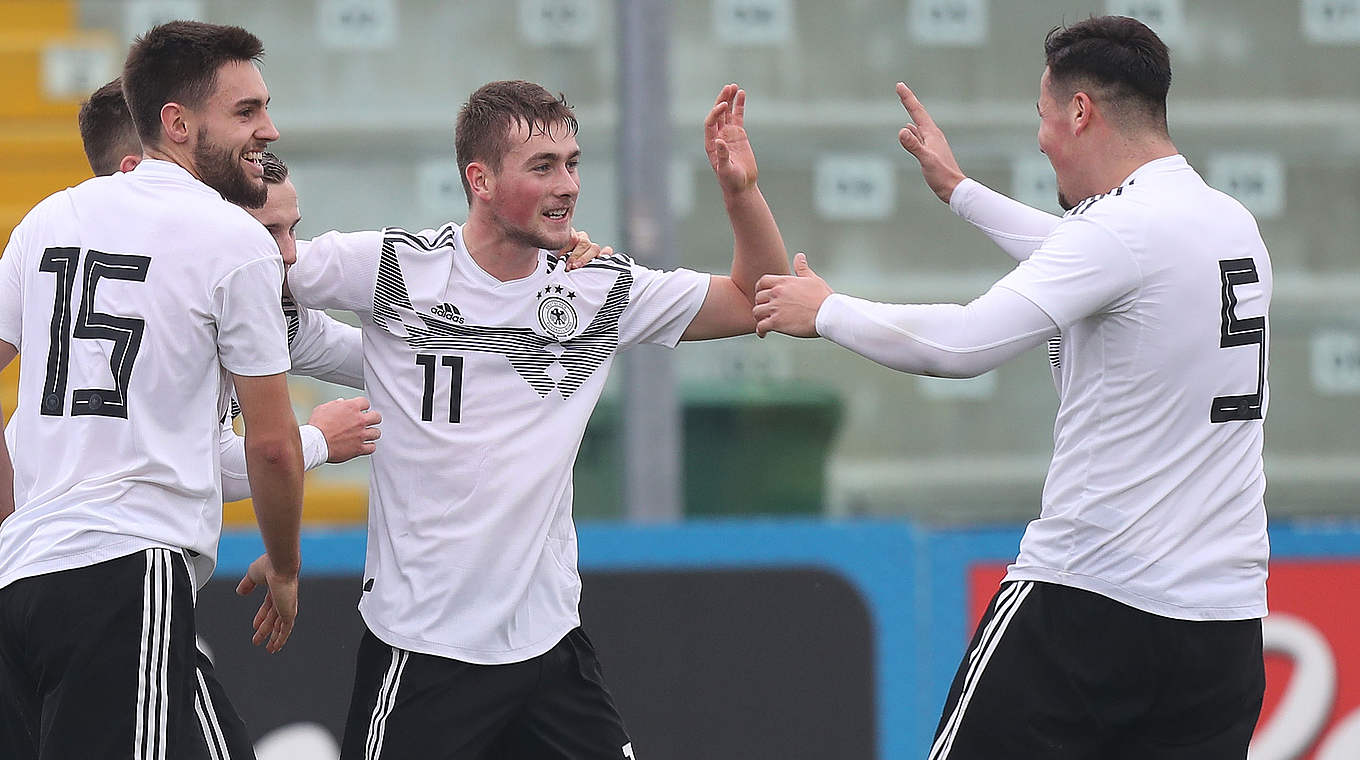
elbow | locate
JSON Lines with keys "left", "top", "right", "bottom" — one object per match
{"left": 247, "top": 434, "right": 302, "bottom": 470}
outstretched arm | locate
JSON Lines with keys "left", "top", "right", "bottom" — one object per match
{"left": 897, "top": 82, "right": 1060, "bottom": 262}
{"left": 753, "top": 254, "right": 1057, "bottom": 377}
{"left": 682, "top": 84, "right": 790, "bottom": 341}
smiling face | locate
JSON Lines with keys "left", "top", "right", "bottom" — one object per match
{"left": 187, "top": 60, "right": 278, "bottom": 208}
{"left": 483, "top": 118, "right": 580, "bottom": 252}
{"left": 249, "top": 177, "right": 301, "bottom": 266}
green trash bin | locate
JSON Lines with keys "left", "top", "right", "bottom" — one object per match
{"left": 574, "top": 382, "right": 843, "bottom": 518}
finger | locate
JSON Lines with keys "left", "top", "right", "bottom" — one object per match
{"left": 704, "top": 101, "right": 729, "bottom": 143}
{"left": 360, "top": 442, "right": 377, "bottom": 455}
{"left": 899, "top": 125, "right": 923, "bottom": 154}
{"left": 896, "top": 82, "right": 936, "bottom": 129}
{"left": 347, "top": 396, "right": 370, "bottom": 411}
{"left": 794, "top": 252, "right": 812, "bottom": 276}
{"left": 364, "top": 409, "right": 382, "bottom": 425}
{"left": 732, "top": 88, "right": 746, "bottom": 126}
{"left": 755, "top": 316, "right": 771, "bottom": 339}
{"left": 236, "top": 574, "right": 256, "bottom": 596}
{"left": 714, "top": 82, "right": 736, "bottom": 107}
{"left": 364, "top": 427, "right": 381, "bottom": 442}
{"left": 270, "top": 618, "right": 294, "bottom": 654}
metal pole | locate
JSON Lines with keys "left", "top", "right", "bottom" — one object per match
{"left": 617, "top": 0, "right": 682, "bottom": 522}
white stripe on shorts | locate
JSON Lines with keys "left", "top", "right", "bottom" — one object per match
{"left": 195, "top": 666, "right": 231, "bottom": 760}
{"left": 928, "top": 580, "right": 1034, "bottom": 760}
{"left": 135, "top": 549, "right": 173, "bottom": 760}
{"left": 365, "top": 647, "right": 409, "bottom": 760}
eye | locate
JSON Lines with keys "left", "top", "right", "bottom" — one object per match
{"left": 566, "top": 159, "right": 579, "bottom": 171}
{"left": 533, "top": 163, "right": 551, "bottom": 172}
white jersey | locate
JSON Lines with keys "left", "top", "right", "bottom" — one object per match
{"left": 288, "top": 223, "right": 708, "bottom": 663}
{"left": 0, "top": 159, "right": 291, "bottom": 590}
{"left": 995, "top": 155, "right": 1271, "bottom": 620}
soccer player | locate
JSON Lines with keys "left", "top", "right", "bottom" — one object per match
{"left": 755, "top": 16, "right": 1270, "bottom": 759}
{"left": 285, "top": 80, "right": 788, "bottom": 758}
{"left": 0, "top": 21, "right": 303, "bottom": 759}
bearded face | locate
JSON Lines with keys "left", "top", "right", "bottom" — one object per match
{"left": 194, "top": 126, "right": 267, "bottom": 209}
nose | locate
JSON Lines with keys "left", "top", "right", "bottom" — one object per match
{"left": 555, "top": 167, "right": 579, "bottom": 198}
{"left": 258, "top": 112, "right": 281, "bottom": 143}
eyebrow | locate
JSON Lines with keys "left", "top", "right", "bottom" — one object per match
{"left": 234, "top": 96, "right": 269, "bottom": 110}
{"left": 524, "top": 149, "right": 581, "bottom": 164}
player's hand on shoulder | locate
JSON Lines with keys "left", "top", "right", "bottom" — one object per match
{"left": 235, "top": 553, "right": 299, "bottom": 654}
{"left": 308, "top": 396, "right": 381, "bottom": 463}
{"left": 753, "top": 253, "right": 832, "bottom": 338}
{"left": 896, "top": 82, "right": 967, "bottom": 204}
{"left": 705, "top": 83, "right": 759, "bottom": 196}
{"left": 563, "top": 228, "right": 613, "bottom": 271}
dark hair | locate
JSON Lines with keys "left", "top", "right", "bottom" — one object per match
{"left": 1044, "top": 15, "right": 1171, "bottom": 132}
{"left": 260, "top": 150, "right": 288, "bottom": 184}
{"left": 454, "top": 80, "right": 578, "bottom": 204}
{"left": 122, "top": 20, "right": 265, "bottom": 149}
{"left": 78, "top": 77, "right": 141, "bottom": 176}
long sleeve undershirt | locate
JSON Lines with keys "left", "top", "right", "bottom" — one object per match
{"left": 949, "top": 178, "right": 1061, "bottom": 262}
{"left": 815, "top": 285, "right": 1058, "bottom": 378}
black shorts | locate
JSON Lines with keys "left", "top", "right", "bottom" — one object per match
{"left": 184, "top": 647, "right": 255, "bottom": 760}
{"left": 340, "top": 626, "right": 634, "bottom": 760}
{"left": 930, "top": 580, "right": 1265, "bottom": 760}
{"left": 0, "top": 548, "right": 198, "bottom": 760}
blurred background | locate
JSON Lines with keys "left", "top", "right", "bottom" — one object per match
{"left": 1, "top": 1, "right": 1357, "bottom": 758}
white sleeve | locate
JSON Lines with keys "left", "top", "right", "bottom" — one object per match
{"left": 214, "top": 257, "right": 292, "bottom": 376}
{"left": 0, "top": 214, "right": 28, "bottom": 347}
{"left": 617, "top": 261, "right": 710, "bottom": 349}
{"left": 287, "top": 231, "right": 385, "bottom": 319}
{"left": 814, "top": 285, "right": 1059, "bottom": 378}
{"left": 950, "top": 178, "right": 1062, "bottom": 262}
{"left": 993, "top": 215, "right": 1142, "bottom": 329}
{"left": 220, "top": 421, "right": 329, "bottom": 502}
{"left": 289, "top": 307, "right": 364, "bottom": 389}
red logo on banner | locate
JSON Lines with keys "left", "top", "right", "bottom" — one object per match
{"left": 966, "top": 561, "right": 1360, "bottom": 758}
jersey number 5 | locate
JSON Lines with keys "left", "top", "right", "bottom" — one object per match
{"left": 417, "top": 353, "right": 463, "bottom": 423}
{"left": 38, "top": 247, "right": 151, "bottom": 419}
{"left": 1211, "top": 258, "right": 1265, "bottom": 423}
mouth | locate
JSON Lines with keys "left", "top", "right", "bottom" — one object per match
{"left": 543, "top": 207, "right": 571, "bottom": 224}
{"left": 243, "top": 150, "right": 264, "bottom": 177}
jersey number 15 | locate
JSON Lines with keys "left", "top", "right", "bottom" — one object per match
{"left": 38, "top": 247, "right": 150, "bottom": 419}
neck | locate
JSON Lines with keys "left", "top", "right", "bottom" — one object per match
{"left": 461, "top": 211, "right": 541, "bottom": 282}
{"left": 1085, "top": 133, "right": 1178, "bottom": 197}
{"left": 142, "top": 144, "right": 204, "bottom": 183}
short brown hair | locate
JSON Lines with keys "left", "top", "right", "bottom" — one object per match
{"left": 454, "top": 80, "right": 578, "bottom": 205}
{"left": 78, "top": 77, "right": 140, "bottom": 176}
{"left": 260, "top": 150, "right": 288, "bottom": 184}
{"left": 1044, "top": 16, "right": 1171, "bottom": 133}
{"left": 122, "top": 20, "right": 265, "bottom": 149}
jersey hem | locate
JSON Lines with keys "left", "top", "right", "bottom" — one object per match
{"left": 359, "top": 609, "right": 578, "bottom": 666}
{"left": 0, "top": 537, "right": 179, "bottom": 591}
{"left": 1003, "top": 566, "right": 1266, "bottom": 621}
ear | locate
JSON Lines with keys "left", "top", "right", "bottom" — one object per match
{"left": 466, "top": 161, "right": 495, "bottom": 203}
{"left": 160, "top": 102, "right": 191, "bottom": 145}
{"left": 119, "top": 154, "right": 141, "bottom": 173}
{"left": 1071, "top": 91, "right": 1095, "bottom": 135}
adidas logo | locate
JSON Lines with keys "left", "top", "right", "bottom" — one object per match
{"left": 431, "top": 302, "right": 465, "bottom": 323}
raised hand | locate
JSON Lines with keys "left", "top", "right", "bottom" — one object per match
{"left": 897, "top": 82, "right": 967, "bottom": 204}
{"left": 753, "top": 253, "right": 833, "bottom": 338}
{"left": 235, "top": 553, "right": 298, "bottom": 654}
{"left": 705, "top": 83, "right": 759, "bottom": 195}
{"left": 562, "top": 228, "right": 614, "bottom": 271}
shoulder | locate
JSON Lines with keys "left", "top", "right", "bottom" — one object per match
{"left": 381, "top": 222, "right": 460, "bottom": 254}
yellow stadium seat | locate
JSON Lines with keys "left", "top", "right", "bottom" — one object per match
{"left": 0, "top": 0, "right": 75, "bottom": 32}
{"left": 0, "top": 30, "right": 117, "bottom": 119}
{"left": 224, "top": 482, "right": 370, "bottom": 526}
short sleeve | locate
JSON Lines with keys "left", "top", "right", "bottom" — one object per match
{"left": 994, "top": 215, "right": 1142, "bottom": 329}
{"left": 214, "top": 257, "right": 291, "bottom": 377}
{"left": 0, "top": 219, "right": 28, "bottom": 347}
{"left": 617, "top": 264, "right": 709, "bottom": 349}
{"left": 287, "top": 230, "right": 385, "bottom": 318}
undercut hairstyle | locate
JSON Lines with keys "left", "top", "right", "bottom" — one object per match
{"left": 78, "top": 78, "right": 141, "bottom": 176}
{"left": 1044, "top": 15, "right": 1172, "bottom": 133}
{"left": 454, "top": 80, "right": 578, "bottom": 204}
{"left": 122, "top": 20, "right": 265, "bottom": 149}
{"left": 260, "top": 151, "right": 288, "bottom": 184}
